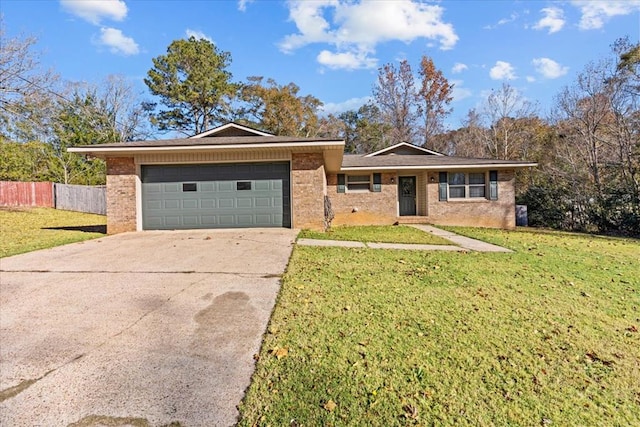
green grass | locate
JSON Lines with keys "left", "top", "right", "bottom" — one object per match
{"left": 239, "top": 228, "right": 640, "bottom": 426}
{"left": 0, "top": 207, "right": 106, "bottom": 257}
{"left": 299, "top": 225, "right": 454, "bottom": 245}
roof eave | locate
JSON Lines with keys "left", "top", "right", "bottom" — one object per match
{"left": 340, "top": 163, "right": 538, "bottom": 172}
{"left": 68, "top": 141, "right": 345, "bottom": 158}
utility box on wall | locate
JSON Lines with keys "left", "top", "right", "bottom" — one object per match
{"left": 516, "top": 205, "right": 528, "bottom": 226}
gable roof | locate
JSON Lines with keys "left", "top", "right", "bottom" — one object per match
{"left": 365, "top": 142, "right": 444, "bottom": 157}
{"left": 190, "top": 122, "right": 274, "bottom": 138}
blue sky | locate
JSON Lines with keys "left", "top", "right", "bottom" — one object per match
{"left": 3, "top": 0, "right": 640, "bottom": 131}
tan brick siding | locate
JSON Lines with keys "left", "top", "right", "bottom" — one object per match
{"left": 327, "top": 172, "right": 398, "bottom": 226}
{"left": 291, "top": 153, "right": 326, "bottom": 230}
{"left": 425, "top": 170, "right": 516, "bottom": 229}
{"left": 106, "top": 157, "right": 137, "bottom": 234}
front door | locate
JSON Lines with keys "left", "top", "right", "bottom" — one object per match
{"left": 399, "top": 176, "right": 416, "bottom": 216}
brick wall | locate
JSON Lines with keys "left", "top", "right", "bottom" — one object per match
{"left": 426, "top": 169, "right": 516, "bottom": 229}
{"left": 106, "top": 157, "right": 137, "bottom": 234}
{"left": 291, "top": 153, "right": 326, "bottom": 230}
{"left": 327, "top": 172, "right": 398, "bottom": 226}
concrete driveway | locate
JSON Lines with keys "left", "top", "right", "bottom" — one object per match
{"left": 0, "top": 228, "right": 297, "bottom": 427}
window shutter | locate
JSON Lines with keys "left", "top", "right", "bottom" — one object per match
{"left": 438, "top": 172, "right": 448, "bottom": 201}
{"left": 373, "top": 173, "right": 382, "bottom": 192}
{"left": 489, "top": 170, "right": 498, "bottom": 200}
{"left": 337, "top": 174, "right": 346, "bottom": 193}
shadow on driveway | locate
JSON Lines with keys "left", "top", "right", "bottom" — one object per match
{"left": 42, "top": 225, "right": 107, "bottom": 234}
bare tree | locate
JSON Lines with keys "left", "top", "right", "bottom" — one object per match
{"left": 482, "top": 83, "right": 538, "bottom": 160}
{"left": 553, "top": 61, "right": 614, "bottom": 192}
{"left": 0, "top": 20, "right": 58, "bottom": 141}
{"left": 373, "top": 60, "right": 418, "bottom": 144}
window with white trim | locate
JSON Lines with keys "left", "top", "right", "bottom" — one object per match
{"left": 445, "top": 172, "right": 487, "bottom": 199}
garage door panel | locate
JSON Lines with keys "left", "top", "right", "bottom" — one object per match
{"left": 201, "top": 216, "right": 217, "bottom": 225}
{"left": 142, "top": 163, "right": 290, "bottom": 230}
{"left": 201, "top": 199, "right": 216, "bottom": 209}
{"left": 218, "top": 198, "right": 235, "bottom": 209}
{"left": 200, "top": 182, "right": 215, "bottom": 192}
{"left": 183, "top": 199, "right": 198, "bottom": 209}
{"left": 236, "top": 198, "right": 252, "bottom": 209}
{"left": 164, "top": 200, "right": 180, "bottom": 209}
{"left": 254, "top": 197, "right": 271, "bottom": 208}
{"left": 217, "top": 181, "right": 234, "bottom": 192}
{"left": 164, "top": 184, "right": 180, "bottom": 193}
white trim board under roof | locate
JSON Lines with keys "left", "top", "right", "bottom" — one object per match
{"left": 190, "top": 122, "right": 274, "bottom": 138}
{"left": 341, "top": 154, "right": 537, "bottom": 171}
{"left": 365, "top": 141, "right": 444, "bottom": 157}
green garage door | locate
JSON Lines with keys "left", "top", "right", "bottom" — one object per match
{"left": 141, "top": 163, "right": 290, "bottom": 230}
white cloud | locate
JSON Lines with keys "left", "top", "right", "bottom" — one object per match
{"left": 490, "top": 61, "right": 516, "bottom": 80}
{"left": 450, "top": 80, "right": 472, "bottom": 102}
{"left": 61, "top": 0, "right": 128, "bottom": 25}
{"left": 320, "top": 96, "right": 373, "bottom": 115}
{"left": 185, "top": 29, "right": 213, "bottom": 43}
{"left": 571, "top": 0, "right": 640, "bottom": 30}
{"left": 526, "top": 76, "right": 536, "bottom": 83}
{"left": 96, "top": 27, "right": 139, "bottom": 55}
{"left": 452, "top": 62, "right": 468, "bottom": 74}
{"left": 317, "top": 50, "right": 377, "bottom": 70}
{"left": 533, "top": 7, "right": 565, "bottom": 33}
{"left": 238, "top": 0, "right": 253, "bottom": 12}
{"left": 532, "top": 57, "right": 568, "bottom": 79}
{"left": 484, "top": 12, "right": 519, "bottom": 30}
{"left": 280, "top": 0, "right": 458, "bottom": 70}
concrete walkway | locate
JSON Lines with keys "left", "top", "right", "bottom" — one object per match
{"left": 297, "top": 224, "right": 512, "bottom": 253}
{"left": 409, "top": 224, "right": 513, "bottom": 252}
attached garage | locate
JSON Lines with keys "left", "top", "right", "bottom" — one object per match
{"left": 68, "top": 122, "right": 346, "bottom": 233}
{"left": 141, "top": 162, "right": 290, "bottom": 230}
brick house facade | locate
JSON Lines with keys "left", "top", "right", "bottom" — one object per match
{"left": 70, "top": 123, "right": 535, "bottom": 233}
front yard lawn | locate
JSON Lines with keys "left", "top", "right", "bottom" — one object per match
{"left": 0, "top": 207, "right": 106, "bottom": 257}
{"left": 299, "top": 225, "right": 453, "bottom": 245}
{"left": 239, "top": 228, "right": 640, "bottom": 426}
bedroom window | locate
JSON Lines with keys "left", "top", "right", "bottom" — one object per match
{"left": 337, "top": 173, "right": 382, "bottom": 193}
{"left": 347, "top": 175, "right": 371, "bottom": 191}
{"left": 439, "top": 171, "right": 497, "bottom": 201}
{"left": 449, "top": 172, "right": 486, "bottom": 199}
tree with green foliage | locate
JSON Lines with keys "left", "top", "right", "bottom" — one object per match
{"left": 238, "top": 76, "right": 321, "bottom": 137}
{"left": 144, "top": 37, "right": 237, "bottom": 136}
{"left": 49, "top": 88, "right": 116, "bottom": 184}
{"left": 0, "top": 139, "right": 54, "bottom": 181}
{"left": 318, "top": 103, "right": 390, "bottom": 154}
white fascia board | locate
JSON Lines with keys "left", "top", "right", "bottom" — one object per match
{"left": 340, "top": 163, "right": 538, "bottom": 172}
{"left": 190, "top": 123, "right": 274, "bottom": 138}
{"left": 68, "top": 140, "right": 345, "bottom": 155}
{"left": 364, "top": 141, "right": 444, "bottom": 157}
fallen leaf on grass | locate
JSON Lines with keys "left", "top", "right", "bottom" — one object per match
{"left": 323, "top": 399, "right": 337, "bottom": 412}
{"left": 626, "top": 325, "right": 638, "bottom": 333}
{"left": 270, "top": 347, "right": 289, "bottom": 359}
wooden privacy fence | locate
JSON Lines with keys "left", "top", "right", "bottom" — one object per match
{"left": 0, "top": 181, "right": 106, "bottom": 215}
{"left": 54, "top": 184, "right": 106, "bottom": 215}
{"left": 0, "top": 181, "right": 54, "bottom": 207}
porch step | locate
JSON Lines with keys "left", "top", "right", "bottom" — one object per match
{"left": 396, "top": 216, "right": 430, "bottom": 224}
